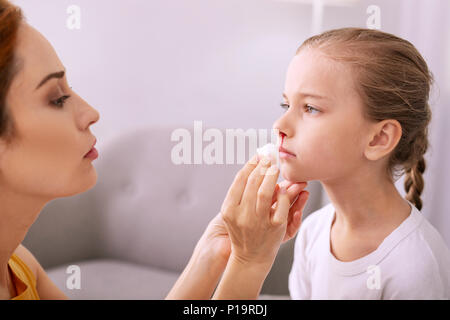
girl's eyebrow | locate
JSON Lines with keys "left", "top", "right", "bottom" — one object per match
{"left": 283, "top": 91, "right": 330, "bottom": 102}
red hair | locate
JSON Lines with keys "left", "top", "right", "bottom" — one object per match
{"left": 0, "top": 0, "right": 23, "bottom": 145}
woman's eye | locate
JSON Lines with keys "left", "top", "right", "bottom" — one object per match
{"left": 280, "top": 102, "right": 289, "bottom": 110}
{"left": 305, "top": 104, "right": 320, "bottom": 115}
{"left": 51, "top": 95, "right": 71, "bottom": 108}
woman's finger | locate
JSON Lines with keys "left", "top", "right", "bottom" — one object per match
{"left": 221, "top": 154, "right": 259, "bottom": 210}
{"left": 272, "top": 187, "right": 291, "bottom": 226}
{"left": 271, "top": 182, "right": 308, "bottom": 209}
{"left": 271, "top": 180, "right": 292, "bottom": 205}
{"left": 272, "top": 184, "right": 280, "bottom": 207}
{"left": 256, "top": 164, "right": 280, "bottom": 217}
{"left": 286, "top": 211, "right": 303, "bottom": 241}
{"left": 287, "top": 183, "right": 307, "bottom": 208}
{"left": 284, "top": 191, "right": 309, "bottom": 241}
{"left": 240, "top": 156, "right": 272, "bottom": 209}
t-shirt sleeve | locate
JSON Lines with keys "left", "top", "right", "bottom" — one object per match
{"left": 288, "top": 222, "right": 311, "bottom": 300}
{"left": 381, "top": 245, "right": 448, "bottom": 300}
{"left": 381, "top": 273, "right": 446, "bottom": 300}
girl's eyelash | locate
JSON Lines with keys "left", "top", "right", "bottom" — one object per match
{"left": 51, "top": 95, "right": 71, "bottom": 108}
{"left": 305, "top": 105, "right": 320, "bottom": 113}
{"left": 279, "top": 102, "right": 320, "bottom": 114}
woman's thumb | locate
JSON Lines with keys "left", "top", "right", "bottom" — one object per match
{"left": 272, "top": 187, "right": 290, "bottom": 226}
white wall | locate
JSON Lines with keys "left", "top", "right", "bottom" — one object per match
{"left": 14, "top": 0, "right": 313, "bottom": 147}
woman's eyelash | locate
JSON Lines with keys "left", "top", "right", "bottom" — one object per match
{"left": 279, "top": 102, "right": 320, "bottom": 114}
{"left": 51, "top": 95, "right": 71, "bottom": 108}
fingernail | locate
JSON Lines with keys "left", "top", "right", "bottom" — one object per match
{"left": 280, "top": 186, "right": 287, "bottom": 194}
{"left": 266, "top": 165, "right": 279, "bottom": 176}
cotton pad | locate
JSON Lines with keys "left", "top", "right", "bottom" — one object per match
{"left": 256, "top": 143, "right": 280, "bottom": 168}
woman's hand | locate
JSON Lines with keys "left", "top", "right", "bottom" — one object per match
{"left": 220, "top": 154, "right": 308, "bottom": 267}
{"left": 196, "top": 175, "right": 309, "bottom": 267}
{"left": 194, "top": 211, "right": 232, "bottom": 270}
{"left": 211, "top": 154, "right": 309, "bottom": 299}
{"left": 168, "top": 154, "right": 309, "bottom": 300}
{"left": 273, "top": 180, "right": 309, "bottom": 243}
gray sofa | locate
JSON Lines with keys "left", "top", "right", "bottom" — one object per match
{"left": 22, "top": 126, "right": 324, "bottom": 299}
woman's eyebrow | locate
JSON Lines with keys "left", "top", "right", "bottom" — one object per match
{"left": 35, "top": 70, "right": 65, "bottom": 90}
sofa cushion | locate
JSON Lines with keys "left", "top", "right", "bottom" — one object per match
{"left": 46, "top": 259, "right": 291, "bottom": 300}
{"left": 46, "top": 259, "right": 180, "bottom": 299}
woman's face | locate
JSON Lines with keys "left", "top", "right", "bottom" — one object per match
{"left": 0, "top": 23, "right": 100, "bottom": 200}
{"left": 273, "top": 47, "right": 376, "bottom": 183}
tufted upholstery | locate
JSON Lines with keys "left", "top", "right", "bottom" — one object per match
{"left": 23, "top": 126, "right": 323, "bottom": 299}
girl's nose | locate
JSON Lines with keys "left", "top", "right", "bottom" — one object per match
{"left": 273, "top": 114, "right": 291, "bottom": 138}
{"left": 278, "top": 131, "right": 286, "bottom": 146}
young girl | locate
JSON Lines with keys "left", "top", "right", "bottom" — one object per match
{"left": 0, "top": 0, "right": 308, "bottom": 300}
{"left": 279, "top": 28, "right": 450, "bottom": 299}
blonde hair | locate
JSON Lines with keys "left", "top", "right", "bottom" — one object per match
{"left": 297, "top": 28, "right": 432, "bottom": 210}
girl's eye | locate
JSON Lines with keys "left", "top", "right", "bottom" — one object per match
{"left": 305, "top": 104, "right": 320, "bottom": 115}
{"left": 51, "top": 95, "right": 71, "bottom": 108}
{"left": 280, "top": 102, "right": 320, "bottom": 115}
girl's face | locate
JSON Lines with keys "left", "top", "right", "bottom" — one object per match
{"left": 0, "top": 23, "right": 100, "bottom": 200}
{"left": 273, "top": 47, "right": 376, "bottom": 183}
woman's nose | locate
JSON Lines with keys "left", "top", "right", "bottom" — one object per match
{"left": 88, "top": 107, "right": 100, "bottom": 127}
{"left": 77, "top": 97, "right": 100, "bottom": 131}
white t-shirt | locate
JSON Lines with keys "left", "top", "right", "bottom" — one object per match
{"left": 288, "top": 200, "right": 450, "bottom": 299}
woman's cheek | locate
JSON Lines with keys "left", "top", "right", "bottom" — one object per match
{"left": 1, "top": 143, "right": 87, "bottom": 199}
{"left": 1, "top": 149, "right": 55, "bottom": 197}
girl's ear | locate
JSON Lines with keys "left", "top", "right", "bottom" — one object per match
{"left": 364, "top": 119, "right": 402, "bottom": 161}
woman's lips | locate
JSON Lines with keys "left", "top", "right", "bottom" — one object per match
{"left": 84, "top": 138, "right": 98, "bottom": 160}
{"left": 84, "top": 147, "right": 98, "bottom": 160}
{"left": 279, "top": 146, "right": 296, "bottom": 159}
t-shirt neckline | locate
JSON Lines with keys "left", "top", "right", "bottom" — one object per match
{"left": 327, "top": 199, "right": 424, "bottom": 276}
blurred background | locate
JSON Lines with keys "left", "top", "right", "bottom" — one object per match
{"left": 14, "top": 0, "right": 450, "bottom": 299}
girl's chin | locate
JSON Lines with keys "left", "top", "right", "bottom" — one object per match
{"left": 280, "top": 164, "right": 306, "bottom": 183}
{"left": 280, "top": 169, "right": 297, "bottom": 182}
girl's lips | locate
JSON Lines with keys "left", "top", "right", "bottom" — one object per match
{"left": 279, "top": 146, "right": 296, "bottom": 158}
{"left": 279, "top": 150, "right": 296, "bottom": 159}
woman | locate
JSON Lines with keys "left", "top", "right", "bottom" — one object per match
{"left": 0, "top": 0, "right": 309, "bottom": 300}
